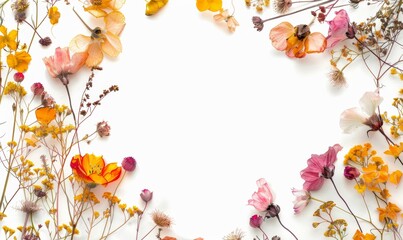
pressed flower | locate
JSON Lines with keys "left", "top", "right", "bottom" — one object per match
{"left": 7, "top": 51, "right": 32, "bottom": 72}
{"left": 384, "top": 142, "right": 403, "bottom": 159}
{"left": 121, "top": 156, "right": 136, "bottom": 171}
{"left": 31, "top": 82, "right": 44, "bottom": 96}
{"left": 249, "top": 214, "right": 263, "bottom": 228}
{"left": 213, "top": 9, "right": 239, "bottom": 32}
{"left": 48, "top": 6, "right": 60, "bottom": 25}
{"left": 328, "top": 67, "right": 346, "bottom": 87}
{"left": 84, "top": 0, "right": 126, "bottom": 18}
{"left": 389, "top": 170, "right": 402, "bottom": 185}
{"left": 326, "top": 9, "right": 354, "bottom": 48}
{"left": 13, "top": 72, "right": 24, "bottom": 82}
{"left": 70, "top": 153, "right": 122, "bottom": 185}
{"left": 35, "top": 107, "right": 57, "bottom": 125}
{"left": 340, "top": 90, "right": 383, "bottom": 134}
{"left": 269, "top": 22, "right": 326, "bottom": 58}
{"left": 70, "top": 10, "right": 125, "bottom": 67}
{"left": 96, "top": 121, "right": 111, "bottom": 137}
{"left": 0, "top": 26, "right": 17, "bottom": 50}
{"left": 223, "top": 229, "right": 244, "bottom": 240}
{"left": 300, "top": 144, "right": 343, "bottom": 191}
{"left": 273, "top": 0, "right": 292, "bottom": 13}
{"left": 196, "top": 0, "right": 222, "bottom": 12}
{"left": 43, "top": 47, "right": 88, "bottom": 85}
{"left": 145, "top": 0, "right": 169, "bottom": 16}
{"left": 291, "top": 188, "right": 310, "bottom": 214}
{"left": 344, "top": 165, "right": 360, "bottom": 180}
{"left": 377, "top": 202, "right": 401, "bottom": 223}
{"left": 140, "top": 189, "right": 153, "bottom": 202}
{"left": 247, "top": 178, "right": 273, "bottom": 211}
{"left": 352, "top": 230, "right": 376, "bottom": 240}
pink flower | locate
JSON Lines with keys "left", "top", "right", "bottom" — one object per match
{"left": 249, "top": 214, "right": 263, "bottom": 228}
{"left": 247, "top": 178, "right": 273, "bottom": 211}
{"left": 291, "top": 188, "right": 311, "bottom": 214}
{"left": 344, "top": 166, "right": 360, "bottom": 180}
{"left": 339, "top": 91, "right": 383, "bottom": 133}
{"left": 326, "top": 10, "right": 353, "bottom": 48}
{"left": 43, "top": 47, "right": 88, "bottom": 85}
{"left": 300, "top": 144, "right": 343, "bottom": 191}
{"left": 140, "top": 189, "right": 153, "bottom": 203}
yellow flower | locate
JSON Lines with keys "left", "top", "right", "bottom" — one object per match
{"left": 145, "top": 0, "right": 168, "bottom": 16}
{"left": 384, "top": 142, "right": 403, "bottom": 159}
{"left": 389, "top": 170, "right": 402, "bottom": 185}
{"left": 377, "top": 202, "right": 401, "bottom": 223}
{"left": 7, "top": 51, "right": 32, "bottom": 72}
{"left": 70, "top": 11, "right": 125, "bottom": 67}
{"left": 353, "top": 230, "right": 376, "bottom": 240}
{"left": 3, "top": 81, "right": 27, "bottom": 96}
{"left": 48, "top": 6, "right": 60, "bottom": 25}
{"left": 84, "top": 0, "right": 125, "bottom": 18}
{"left": 0, "top": 26, "right": 17, "bottom": 50}
{"left": 196, "top": 0, "right": 222, "bottom": 12}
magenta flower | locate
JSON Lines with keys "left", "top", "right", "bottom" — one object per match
{"left": 43, "top": 47, "right": 88, "bottom": 85}
{"left": 121, "top": 156, "right": 136, "bottom": 172}
{"left": 249, "top": 214, "right": 263, "bottom": 228}
{"left": 248, "top": 178, "right": 273, "bottom": 211}
{"left": 300, "top": 144, "right": 343, "bottom": 191}
{"left": 326, "top": 10, "right": 355, "bottom": 48}
{"left": 344, "top": 166, "right": 360, "bottom": 180}
{"left": 140, "top": 189, "right": 153, "bottom": 203}
{"left": 291, "top": 188, "right": 311, "bottom": 214}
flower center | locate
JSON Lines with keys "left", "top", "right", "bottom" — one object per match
{"left": 295, "top": 24, "right": 310, "bottom": 40}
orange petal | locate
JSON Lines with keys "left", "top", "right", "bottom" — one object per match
{"left": 269, "top": 22, "right": 294, "bottom": 51}
{"left": 69, "top": 35, "right": 92, "bottom": 53}
{"left": 102, "top": 32, "right": 122, "bottom": 57}
{"left": 35, "top": 107, "right": 56, "bottom": 125}
{"left": 105, "top": 11, "right": 126, "bottom": 36}
{"left": 305, "top": 32, "right": 327, "bottom": 53}
{"left": 86, "top": 42, "right": 104, "bottom": 67}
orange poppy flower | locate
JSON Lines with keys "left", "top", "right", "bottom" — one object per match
{"left": 35, "top": 107, "right": 56, "bottom": 125}
{"left": 69, "top": 11, "right": 125, "bottom": 67}
{"left": 269, "top": 22, "right": 326, "bottom": 58}
{"left": 70, "top": 153, "right": 122, "bottom": 186}
{"left": 84, "top": 0, "right": 126, "bottom": 18}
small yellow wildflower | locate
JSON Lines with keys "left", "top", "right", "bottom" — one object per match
{"left": 0, "top": 26, "right": 17, "bottom": 50}
{"left": 48, "top": 6, "right": 60, "bottom": 25}
{"left": 3, "top": 82, "right": 27, "bottom": 96}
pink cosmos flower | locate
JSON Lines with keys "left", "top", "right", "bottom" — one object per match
{"left": 43, "top": 47, "right": 88, "bottom": 85}
{"left": 248, "top": 178, "right": 273, "bottom": 211}
{"left": 339, "top": 91, "right": 383, "bottom": 133}
{"left": 291, "top": 188, "right": 310, "bottom": 214}
{"left": 326, "top": 10, "right": 354, "bottom": 48}
{"left": 300, "top": 144, "right": 343, "bottom": 191}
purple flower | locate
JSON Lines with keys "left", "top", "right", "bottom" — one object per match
{"left": 140, "top": 189, "right": 153, "bottom": 203}
{"left": 300, "top": 144, "right": 343, "bottom": 191}
{"left": 247, "top": 178, "right": 274, "bottom": 211}
{"left": 291, "top": 188, "right": 311, "bottom": 214}
{"left": 121, "top": 156, "right": 136, "bottom": 172}
{"left": 249, "top": 214, "right": 263, "bottom": 228}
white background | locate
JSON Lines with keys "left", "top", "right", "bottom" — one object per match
{"left": 1, "top": 0, "right": 402, "bottom": 239}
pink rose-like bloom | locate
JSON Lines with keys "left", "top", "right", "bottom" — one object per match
{"left": 326, "top": 10, "right": 351, "bottom": 48}
{"left": 43, "top": 47, "right": 88, "bottom": 85}
{"left": 247, "top": 178, "right": 273, "bottom": 211}
{"left": 121, "top": 156, "right": 136, "bottom": 172}
{"left": 14, "top": 72, "right": 24, "bottom": 82}
{"left": 340, "top": 90, "right": 383, "bottom": 134}
{"left": 292, "top": 188, "right": 311, "bottom": 214}
{"left": 249, "top": 214, "right": 263, "bottom": 228}
{"left": 140, "top": 189, "right": 153, "bottom": 203}
{"left": 300, "top": 144, "right": 343, "bottom": 191}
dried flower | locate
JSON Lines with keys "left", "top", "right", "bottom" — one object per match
{"left": 121, "top": 156, "right": 136, "bottom": 172}
{"left": 249, "top": 214, "right": 263, "bottom": 228}
{"left": 291, "top": 188, "right": 311, "bottom": 214}
{"left": 329, "top": 68, "right": 347, "bottom": 87}
{"left": 140, "top": 189, "right": 153, "bottom": 202}
{"left": 265, "top": 204, "right": 280, "bottom": 218}
{"left": 344, "top": 166, "right": 360, "bottom": 180}
{"left": 273, "top": 0, "right": 292, "bottom": 13}
{"left": 247, "top": 178, "right": 273, "bottom": 211}
{"left": 326, "top": 10, "right": 353, "bottom": 48}
{"left": 300, "top": 144, "right": 343, "bottom": 191}
{"left": 39, "top": 37, "right": 52, "bottom": 46}
{"left": 13, "top": 72, "right": 24, "bottom": 82}
{"left": 151, "top": 210, "right": 172, "bottom": 228}
{"left": 223, "top": 229, "right": 244, "bottom": 240}
{"left": 19, "top": 200, "right": 40, "bottom": 214}
{"left": 30, "top": 82, "right": 44, "bottom": 96}
{"left": 252, "top": 16, "right": 264, "bottom": 31}
{"left": 97, "top": 121, "right": 111, "bottom": 137}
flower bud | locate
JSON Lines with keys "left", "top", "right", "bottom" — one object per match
{"left": 14, "top": 72, "right": 24, "bottom": 82}
{"left": 31, "top": 82, "right": 44, "bottom": 96}
{"left": 96, "top": 121, "right": 111, "bottom": 137}
{"left": 344, "top": 166, "right": 360, "bottom": 180}
{"left": 122, "top": 156, "right": 136, "bottom": 172}
{"left": 249, "top": 214, "right": 263, "bottom": 228}
{"left": 140, "top": 189, "right": 153, "bottom": 203}
{"left": 266, "top": 204, "right": 281, "bottom": 218}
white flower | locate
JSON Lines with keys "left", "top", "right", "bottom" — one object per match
{"left": 340, "top": 91, "right": 383, "bottom": 133}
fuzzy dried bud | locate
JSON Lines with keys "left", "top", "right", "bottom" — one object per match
{"left": 252, "top": 16, "right": 264, "bottom": 32}
{"left": 96, "top": 121, "right": 111, "bottom": 137}
{"left": 14, "top": 72, "right": 24, "bottom": 82}
{"left": 122, "top": 156, "right": 136, "bottom": 172}
{"left": 31, "top": 82, "right": 44, "bottom": 96}
{"left": 39, "top": 37, "right": 52, "bottom": 46}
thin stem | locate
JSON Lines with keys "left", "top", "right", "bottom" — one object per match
{"left": 65, "top": 84, "right": 77, "bottom": 126}
{"left": 136, "top": 202, "right": 148, "bottom": 240}
{"left": 276, "top": 215, "right": 298, "bottom": 240}
{"left": 140, "top": 225, "right": 157, "bottom": 240}
{"left": 330, "top": 177, "right": 362, "bottom": 232}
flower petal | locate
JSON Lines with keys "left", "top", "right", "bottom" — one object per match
{"left": 269, "top": 22, "right": 294, "bottom": 51}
